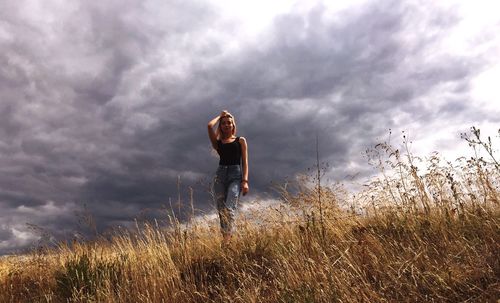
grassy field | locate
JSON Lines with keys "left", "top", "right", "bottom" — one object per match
{"left": 1, "top": 129, "right": 499, "bottom": 302}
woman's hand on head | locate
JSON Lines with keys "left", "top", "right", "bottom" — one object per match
{"left": 220, "top": 110, "right": 229, "bottom": 117}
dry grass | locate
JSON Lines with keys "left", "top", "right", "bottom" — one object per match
{"left": 1, "top": 130, "right": 499, "bottom": 302}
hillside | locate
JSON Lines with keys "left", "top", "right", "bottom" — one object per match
{"left": 1, "top": 131, "right": 499, "bottom": 303}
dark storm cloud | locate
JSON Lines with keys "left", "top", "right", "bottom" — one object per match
{"left": 0, "top": 0, "right": 496, "bottom": 254}
{"left": 0, "top": 0, "right": 219, "bottom": 253}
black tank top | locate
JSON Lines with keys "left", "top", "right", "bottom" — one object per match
{"left": 217, "top": 137, "right": 241, "bottom": 165}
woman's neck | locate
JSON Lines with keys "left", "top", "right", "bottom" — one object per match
{"left": 221, "top": 134, "right": 234, "bottom": 140}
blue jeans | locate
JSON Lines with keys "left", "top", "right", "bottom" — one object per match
{"left": 213, "top": 165, "right": 241, "bottom": 236}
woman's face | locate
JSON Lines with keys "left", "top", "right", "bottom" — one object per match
{"left": 220, "top": 116, "right": 234, "bottom": 134}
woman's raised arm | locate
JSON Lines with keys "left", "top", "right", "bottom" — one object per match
{"left": 207, "top": 111, "right": 227, "bottom": 149}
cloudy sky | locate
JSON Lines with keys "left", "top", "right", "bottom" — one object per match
{"left": 0, "top": 0, "right": 499, "bottom": 254}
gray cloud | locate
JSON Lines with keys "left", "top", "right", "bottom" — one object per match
{"left": 0, "top": 0, "right": 498, "bottom": 254}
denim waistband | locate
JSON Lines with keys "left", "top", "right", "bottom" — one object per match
{"left": 216, "top": 165, "right": 241, "bottom": 176}
{"left": 218, "top": 165, "right": 241, "bottom": 169}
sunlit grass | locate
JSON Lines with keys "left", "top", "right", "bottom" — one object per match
{"left": 1, "top": 128, "right": 498, "bottom": 302}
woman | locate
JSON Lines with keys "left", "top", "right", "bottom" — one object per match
{"left": 207, "top": 110, "right": 249, "bottom": 243}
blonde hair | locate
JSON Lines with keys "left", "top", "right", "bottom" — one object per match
{"left": 217, "top": 113, "right": 237, "bottom": 139}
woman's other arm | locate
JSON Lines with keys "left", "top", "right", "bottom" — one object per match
{"left": 240, "top": 136, "right": 249, "bottom": 195}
